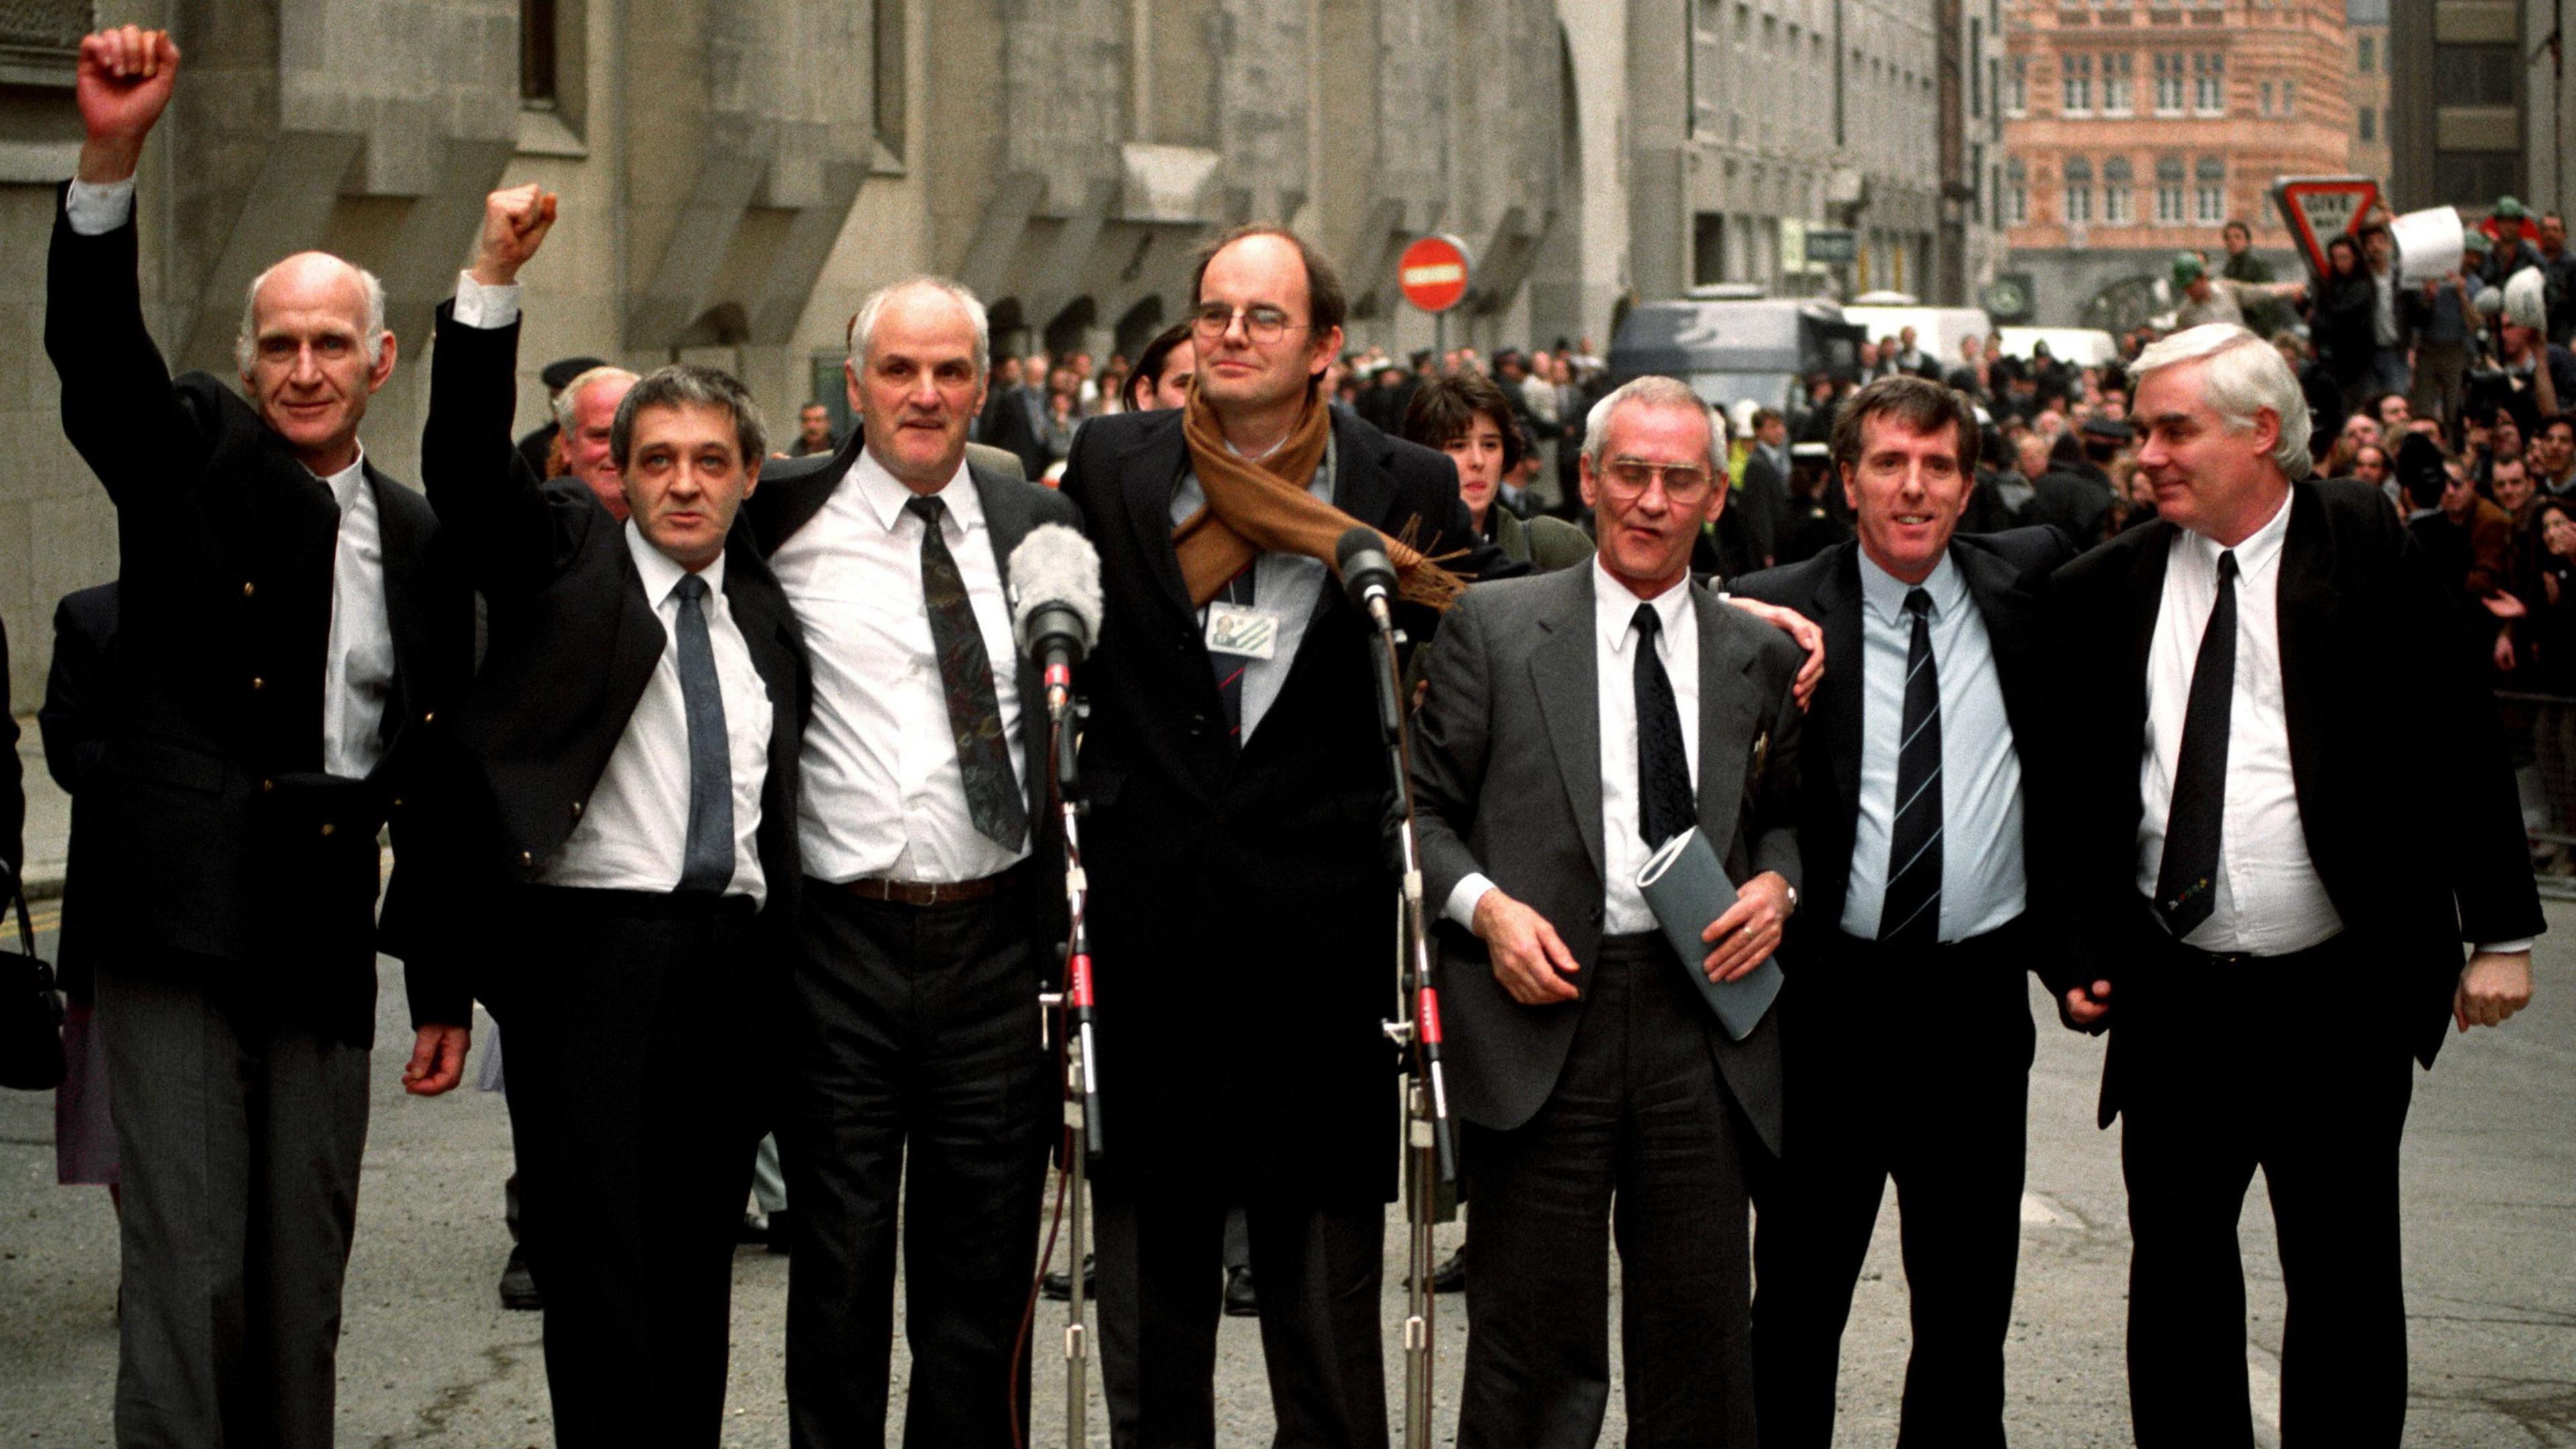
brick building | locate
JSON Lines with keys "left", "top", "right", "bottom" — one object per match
{"left": 2000, "top": 0, "right": 2354, "bottom": 325}
{"left": 2347, "top": 0, "right": 2389, "bottom": 183}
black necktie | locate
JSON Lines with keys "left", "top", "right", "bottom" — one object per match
{"left": 671, "top": 574, "right": 735, "bottom": 894}
{"left": 1879, "top": 588, "right": 1943, "bottom": 945}
{"left": 908, "top": 495, "right": 1028, "bottom": 852}
{"left": 2156, "top": 549, "right": 2239, "bottom": 938}
{"left": 1210, "top": 563, "right": 1255, "bottom": 741}
{"left": 1633, "top": 604, "right": 1697, "bottom": 849}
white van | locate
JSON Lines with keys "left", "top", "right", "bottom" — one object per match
{"left": 1841, "top": 294, "right": 1991, "bottom": 368}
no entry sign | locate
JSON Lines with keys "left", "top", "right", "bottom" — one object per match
{"left": 1399, "top": 234, "right": 1473, "bottom": 313}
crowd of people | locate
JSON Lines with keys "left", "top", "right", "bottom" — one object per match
{"left": 17, "top": 25, "right": 2550, "bottom": 1449}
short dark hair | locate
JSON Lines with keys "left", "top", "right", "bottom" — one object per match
{"left": 611, "top": 364, "right": 767, "bottom": 469}
{"left": 1752, "top": 407, "right": 1784, "bottom": 432}
{"left": 1401, "top": 372, "right": 1526, "bottom": 474}
{"left": 1125, "top": 321, "right": 1197, "bottom": 411}
{"left": 2543, "top": 415, "right": 2576, "bottom": 440}
{"left": 1189, "top": 223, "right": 1348, "bottom": 339}
{"left": 1828, "top": 374, "right": 1981, "bottom": 477}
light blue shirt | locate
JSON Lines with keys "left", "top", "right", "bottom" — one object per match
{"left": 1168, "top": 429, "right": 1337, "bottom": 741}
{"left": 1839, "top": 548, "right": 2027, "bottom": 943}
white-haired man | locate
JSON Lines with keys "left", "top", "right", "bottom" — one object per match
{"left": 743, "top": 275, "right": 1081, "bottom": 1447}
{"left": 1411, "top": 374, "right": 1806, "bottom": 1447}
{"left": 551, "top": 363, "right": 641, "bottom": 515}
{"left": 2050, "top": 323, "right": 2539, "bottom": 1446}
{"left": 48, "top": 28, "right": 474, "bottom": 1446}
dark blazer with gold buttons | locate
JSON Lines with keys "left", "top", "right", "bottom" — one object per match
{"left": 44, "top": 187, "right": 474, "bottom": 1044}
{"left": 414, "top": 303, "right": 809, "bottom": 1020}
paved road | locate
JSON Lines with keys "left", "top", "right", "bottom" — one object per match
{"left": 2, "top": 902, "right": 2570, "bottom": 1446}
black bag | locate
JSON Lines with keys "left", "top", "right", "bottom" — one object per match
{"left": 0, "top": 880, "right": 64, "bottom": 1091}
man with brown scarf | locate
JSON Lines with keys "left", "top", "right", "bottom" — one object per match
{"left": 1057, "top": 225, "right": 1519, "bottom": 1448}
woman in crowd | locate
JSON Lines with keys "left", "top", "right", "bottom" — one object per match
{"left": 1401, "top": 370, "right": 1592, "bottom": 570}
{"left": 1122, "top": 321, "right": 1195, "bottom": 413}
{"left": 2312, "top": 234, "right": 2381, "bottom": 417}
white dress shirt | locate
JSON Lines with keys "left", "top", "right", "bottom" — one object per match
{"left": 538, "top": 524, "right": 772, "bottom": 904}
{"left": 2135, "top": 496, "right": 2337, "bottom": 955}
{"left": 769, "top": 448, "right": 1031, "bottom": 884}
{"left": 76, "top": 178, "right": 396, "bottom": 782}
{"left": 1446, "top": 558, "right": 1700, "bottom": 936}
{"left": 316, "top": 451, "right": 394, "bottom": 780}
{"left": 1841, "top": 548, "right": 2026, "bottom": 942}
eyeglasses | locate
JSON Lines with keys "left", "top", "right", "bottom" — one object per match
{"left": 1191, "top": 303, "right": 1307, "bottom": 345}
{"left": 1601, "top": 458, "right": 1715, "bottom": 500}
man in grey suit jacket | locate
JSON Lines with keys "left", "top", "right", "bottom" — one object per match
{"left": 1411, "top": 375, "right": 1806, "bottom": 1448}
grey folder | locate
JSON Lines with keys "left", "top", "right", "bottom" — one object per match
{"left": 1637, "top": 826, "right": 1784, "bottom": 1041}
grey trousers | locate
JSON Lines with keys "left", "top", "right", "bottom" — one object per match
{"left": 96, "top": 956, "right": 370, "bottom": 1449}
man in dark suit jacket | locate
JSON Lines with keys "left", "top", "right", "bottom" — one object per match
{"left": 40, "top": 584, "right": 117, "bottom": 1193}
{"left": 48, "top": 34, "right": 474, "bottom": 1446}
{"left": 1058, "top": 225, "right": 1516, "bottom": 1448}
{"left": 1721, "top": 407, "right": 1793, "bottom": 578}
{"left": 1411, "top": 374, "right": 1803, "bottom": 1448}
{"left": 423, "top": 186, "right": 808, "bottom": 1444}
{"left": 745, "top": 278, "right": 1079, "bottom": 1449}
{"left": 1729, "top": 376, "right": 2081, "bottom": 1448}
{"left": 2051, "top": 323, "right": 2540, "bottom": 1446}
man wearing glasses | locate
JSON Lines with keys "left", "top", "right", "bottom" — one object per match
{"left": 1409, "top": 374, "right": 1807, "bottom": 1446}
{"left": 1054, "top": 223, "right": 1517, "bottom": 1447}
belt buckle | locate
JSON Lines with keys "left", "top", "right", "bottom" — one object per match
{"left": 920, "top": 881, "right": 943, "bottom": 907}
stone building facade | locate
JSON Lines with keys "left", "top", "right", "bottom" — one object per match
{"left": 2345, "top": 0, "right": 2387, "bottom": 184}
{"left": 0, "top": 0, "right": 1994, "bottom": 703}
{"left": 2000, "top": 0, "right": 2351, "bottom": 326}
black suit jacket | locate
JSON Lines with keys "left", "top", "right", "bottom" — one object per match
{"left": 44, "top": 189, "right": 474, "bottom": 1040}
{"left": 2051, "top": 480, "right": 2545, "bottom": 1122}
{"left": 417, "top": 303, "right": 810, "bottom": 1022}
{"left": 1730, "top": 529, "right": 2083, "bottom": 998}
{"left": 743, "top": 421, "right": 1081, "bottom": 948}
{"left": 977, "top": 383, "right": 1051, "bottom": 482}
{"left": 1057, "top": 405, "right": 1519, "bottom": 1204}
{"left": 40, "top": 584, "right": 118, "bottom": 1002}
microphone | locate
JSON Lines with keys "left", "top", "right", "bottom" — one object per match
{"left": 1335, "top": 525, "right": 1397, "bottom": 632}
{"left": 1008, "top": 524, "right": 1104, "bottom": 716}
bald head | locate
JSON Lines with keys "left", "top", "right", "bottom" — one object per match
{"left": 233, "top": 250, "right": 393, "bottom": 476}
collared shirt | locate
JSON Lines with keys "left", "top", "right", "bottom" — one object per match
{"left": 1841, "top": 548, "right": 2026, "bottom": 942}
{"left": 2372, "top": 266, "right": 2403, "bottom": 347}
{"left": 74, "top": 178, "right": 396, "bottom": 782}
{"left": 1444, "top": 558, "right": 1701, "bottom": 936}
{"left": 539, "top": 523, "right": 773, "bottom": 904}
{"left": 1167, "top": 429, "right": 1338, "bottom": 741}
{"left": 770, "top": 447, "right": 1030, "bottom": 884}
{"left": 316, "top": 450, "right": 394, "bottom": 780}
{"left": 2135, "top": 494, "right": 2339, "bottom": 954}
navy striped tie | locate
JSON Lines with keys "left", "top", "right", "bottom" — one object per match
{"left": 1878, "top": 587, "right": 1942, "bottom": 946}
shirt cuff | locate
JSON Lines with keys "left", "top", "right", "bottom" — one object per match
{"left": 64, "top": 178, "right": 135, "bottom": 236}
{"left": 1444, "top": 873, "right": 1497, "bottom": 932}
{"left": 2475, "top": 938, "right": 2534, "bottom": 955}
{"left": 450, "top": 271, "right": 521, "bottom": 329}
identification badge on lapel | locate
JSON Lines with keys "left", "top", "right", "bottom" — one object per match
{"left": 1205, "top": 603, "right": 1281, "bottom": 660}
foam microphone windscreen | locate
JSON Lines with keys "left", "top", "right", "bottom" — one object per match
{"left": 1008, "top": 524, "right": 1104, "bottom": 657}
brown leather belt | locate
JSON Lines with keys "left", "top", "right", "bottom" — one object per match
{"left": 841, "top": 872, "right": 1011, "bottom": 906}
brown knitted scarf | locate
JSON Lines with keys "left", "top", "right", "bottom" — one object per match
{"left": 1171, "top": 384, "right": 1468, "bottom": 611}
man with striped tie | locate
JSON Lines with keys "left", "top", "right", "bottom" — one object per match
{"left": 1729, "top": 374, "right": 2082, "bottom": 1448}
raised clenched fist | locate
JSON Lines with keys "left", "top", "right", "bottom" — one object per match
{"left": 74, "top": 27, "right": 180, "bottom": 182}
{"left": 471, "top": 184, "right": 560, "bottom": 287}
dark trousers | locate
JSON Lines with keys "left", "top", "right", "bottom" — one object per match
{"left": 782, "top": 873, "right": 1053, "bottom": 1449}
{"left": 1093, "top": 1179, "right": 1388, "bottom": 1449}
{"left": 1752, "top": 921, "right": 2036, "bottom": 1449}
{"left": 2118, "top": 932, "right": 2414, "bottom": 1448}
{"left": 494, "top": 888, "right": 767, "bottom": 1448}
{"left": 95, "top": 954, "right": 370, "bottom": 1449}
{"left": 1458, "top": 934, "right": 1758, "bottom": 1449}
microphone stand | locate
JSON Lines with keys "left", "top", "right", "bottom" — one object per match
{"left": 1359, "top": 600, "right": 1458, "bottom": 1449}
{"left": 1036, "top": 688, "right": 1102, "bottom": 1448}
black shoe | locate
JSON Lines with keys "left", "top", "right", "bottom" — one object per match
{"left": 1223, "top": 1265, "right": 1258, "bottom": 1317}
{"left": 763, "top": 1208, "right": 792, "bottom": 1255}
{"left": 498, "top": 1246, "right": 541, "bottom": 1311}
{"left": 1429, "top": 1246, "right": 1466, "bottom": 1295}
{"left": 737, "top": 1211, "right": 770, "bottom": 1246}
{"left": 1042, "top": 1252, "right": 1097, "bottom": 1302}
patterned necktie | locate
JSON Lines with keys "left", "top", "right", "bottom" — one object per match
{"left": 907, "top": 495, "right": 1028, "bottom": 852}
{"left": 2155, "top": 549, "right": 2238, "bottom": 938}
{"left": 670, "top": 574, "right": 735, "bottom": 893}
{"left": 1633, "top": 604, "right": 1697, "bottom": 849}
{"left": 1878, "top": 587, "right": 1943, "bottom": 945}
